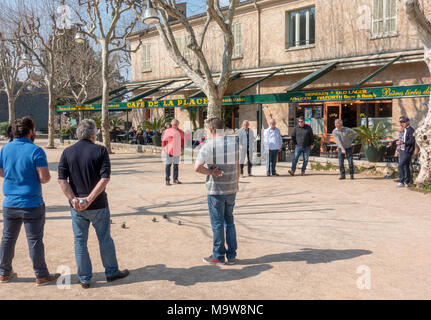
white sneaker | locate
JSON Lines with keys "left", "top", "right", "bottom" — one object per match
{"left": 396, "top": 183, "right": 405, "bottom": 187}
{"left": 404, "top": 183, "right": 411, "bottom": 187}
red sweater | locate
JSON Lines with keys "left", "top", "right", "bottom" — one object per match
{"left": 162, "top": 128, "right": 184, "bottom": 157}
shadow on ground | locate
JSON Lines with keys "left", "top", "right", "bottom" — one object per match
{"left": 12, "top": 248, "right": 372, "bottom": 288}
{"left": 238, "top": 248, "right": 372, "bottom": 265}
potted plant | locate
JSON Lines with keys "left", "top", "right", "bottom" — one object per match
{"left": 311, "top": 135, "right": 321, "bottom": 156}
{"left": 353, "top": 121, "right": 393, "bottom": 162}
{"left": 138, "top": 116, "right": 168, "bottom": 147}
{"left": 91, "top": 116, "right": 103, "bottom": 142}
{"left": 58, "top": 126, "right": 73, "bottom": 143}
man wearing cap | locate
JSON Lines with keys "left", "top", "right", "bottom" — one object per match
{"left": 396, "top": 116, "right": 415, "bottom": 187}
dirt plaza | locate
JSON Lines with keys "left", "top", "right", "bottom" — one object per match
{"left": 0, "top": 140, "right": 430, "bottom": 300}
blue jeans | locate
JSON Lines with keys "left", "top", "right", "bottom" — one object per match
{"left": 338, "top": 147, "right": 354, "bottom": 176}
{"left": 0, "top": 205, "right": 49, "bottom": 278}
{"left": 165, "top": 155, "right": 179, "bottom": 182}
{"left": 71, "top": 207, "right": 119, "bottom": 283}
{"left": 207, "top": 194, "right": 237, "bottom": 262}
{"left": 266, "top": 150, "right": 279, "bottom": 175}
{"left": 291, "top": 146, "right": 311, "bottom": 173}
{"left": 398, "top": 151, "right": 413, "bottom": 184}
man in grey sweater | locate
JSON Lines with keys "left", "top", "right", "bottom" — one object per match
{"left": 332, "top": 119, "right": 358, "bottom": 180}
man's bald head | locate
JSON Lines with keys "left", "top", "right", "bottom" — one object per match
{"left": 171, "top": 119, "right": 179, "bottom": 129}
{"left": 270, "top": 119, "right": 276, "bottom": 128}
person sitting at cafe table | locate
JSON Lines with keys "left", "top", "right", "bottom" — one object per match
{"left": 128, "top": 127, "right": 137, "bottom": 144}
{"left": 136, "top": 129, "right": 145, "bottom": 145}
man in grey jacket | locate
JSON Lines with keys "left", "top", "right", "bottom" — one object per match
{"left": 332, "top": 119, "right": 358, "bottom": 180}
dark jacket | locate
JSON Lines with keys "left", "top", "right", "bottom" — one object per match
{"left": 402, "top": 126, "right": 416, "bottom": 155}
{"left": 292, "top": 124, "right": 314, "bottom": 148}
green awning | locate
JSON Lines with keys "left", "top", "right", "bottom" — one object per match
{"left": 233, "top": 68, "right": 283, "bottom": 96}
{"left": 189, "top": 72, "right": 242, "bottom": 98}
{"left": 286, "top": 61, "right": 338, "bottom": 92}
{"left": 109, "top": 83, "right": 148, "bottom": 102}
{"left": 84, "top": 85, "right": 128, "bottom": 104}
{"left": 157, "top": 81, "right": 193, "bottom": 100}
{"left": 356, "top": 55, "right": 403, "bottom": 88}
{"left": 128, "top": 80, "right": 176, "bottom": 102}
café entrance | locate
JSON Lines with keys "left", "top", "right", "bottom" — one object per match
{"left": 294, "top": 100, "right": 393, "bottom": 143}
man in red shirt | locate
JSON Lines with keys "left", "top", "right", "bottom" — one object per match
{"left": 162, "top": 119, "right": 184, "bottom": 186}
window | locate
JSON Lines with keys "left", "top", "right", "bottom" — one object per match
{"left": 183, "top": 34, "right": 192, "bottom": 62}
{"left": 232, "top": 22, "right": 243, "bottom": 58}
{"left": 165, "top": 107, "right": 175, "bottom": 122}
{"left": 142, "top": 43, "right": 151, "bottom": 71}
{"left": 286, "top": 7, "right": 315, "bottom": 48}
{"left": 360, "top": 102, "right": 392, "bottom": 128}
{"left": 175, "top": 35, "right": 192, "bottom": 65}
{"left": 372, "top": 0, "right": 397, "bottom": 37}
{"left": 295, "top": 105, "right": 323, "bottom": 134}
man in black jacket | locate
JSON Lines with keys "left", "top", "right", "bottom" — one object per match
{"left": 397, "top": 116, "right": 415, "bottom": 187}
{"left": 58, "top": 119, "right": 129, "bottom": 289}
{"left": 289, "top": 116, "right": 314, "bottom": 176}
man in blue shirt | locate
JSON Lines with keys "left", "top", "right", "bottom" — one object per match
{"left": 0, "top": 117, "right": 60, "bottom": 285}
{"left": 264, "top": 119, "right": 283, "bottom": 176}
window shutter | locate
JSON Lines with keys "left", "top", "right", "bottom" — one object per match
{"left": 372, "top": 0, "right": 384, "bottom": 36}
{"left": 143, "top": 43, "right": 151, "bottom": 71}
{"left": 184, "top": 34, "right": 191, "bottom": 62}
{"left": 233, "top": 22, "right": 242, "bottom": 58}
{"left": 385, "top": 0, "right": 397, "bottom": 33}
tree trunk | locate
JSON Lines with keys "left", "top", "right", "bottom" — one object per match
{"left": 415, "top": 47, "right": 431, "bottom": 185}
{"left": 101, "top": 41, "right": 112, "bottom": 153}
{"left": 402, "top": 0, "right": 431, "bottom": 185}
{"left": 207, "top": 93, "right": 222, "bottom": 120}
{"left": 7, "top": 95, "right": 16, "bottom": 125}
{"left": 46, "top": 79, "right": 56, "bottom": 149}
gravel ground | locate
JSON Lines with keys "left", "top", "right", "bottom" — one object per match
{"left": 0, "top": 139, "right": 430, "bottom": 300}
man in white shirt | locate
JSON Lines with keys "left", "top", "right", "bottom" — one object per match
{"left": 263, "top": 119, "right": 282, "bottom": 176}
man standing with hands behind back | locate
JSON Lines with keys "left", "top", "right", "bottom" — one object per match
{"left": 58, "top": 119, "right": 129, "bottom": 289}
{"left": 264, "top": 119, "right": 283, "bottom": 177}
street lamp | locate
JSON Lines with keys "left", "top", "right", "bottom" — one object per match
{"left": 22, "top": 48, "right": 31, "bottom": 64}
{"left": 75, "top": 30, "right": 86, "bottom": 44}
{"left": 75, "top": 25, "right": 86, "bottom": 44}
{"left": 143, "top": 0, "right": 160, "bottom": 25}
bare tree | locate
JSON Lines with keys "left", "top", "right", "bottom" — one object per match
{"left": 74, "top": 0, "right": 142, "bottom": 153}
{"left": 135, "top": 0, "right": 240, "bottom": 120}
{"left": 0, "top": 24, "right": 34, "bottom": 124}
{"left": 402, "top": 0, "right": 431, "bottom": 185}
{"left": 7, "top": 0, "right": 69, "bottom": 149}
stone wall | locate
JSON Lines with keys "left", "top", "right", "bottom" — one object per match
{"left": 63, "top": 140, "right": 162, "bottom": 155}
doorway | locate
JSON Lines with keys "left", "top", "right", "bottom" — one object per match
{"left": 341, "top": 103, "right": 358, "bottom": 129}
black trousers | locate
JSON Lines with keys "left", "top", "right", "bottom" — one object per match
{"left": 240, "top": 148, "right": 252, "bottom": 175}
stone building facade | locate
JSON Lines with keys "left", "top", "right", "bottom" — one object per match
{"left": 128, "top": 0, "right": 431, "bottom": 142}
